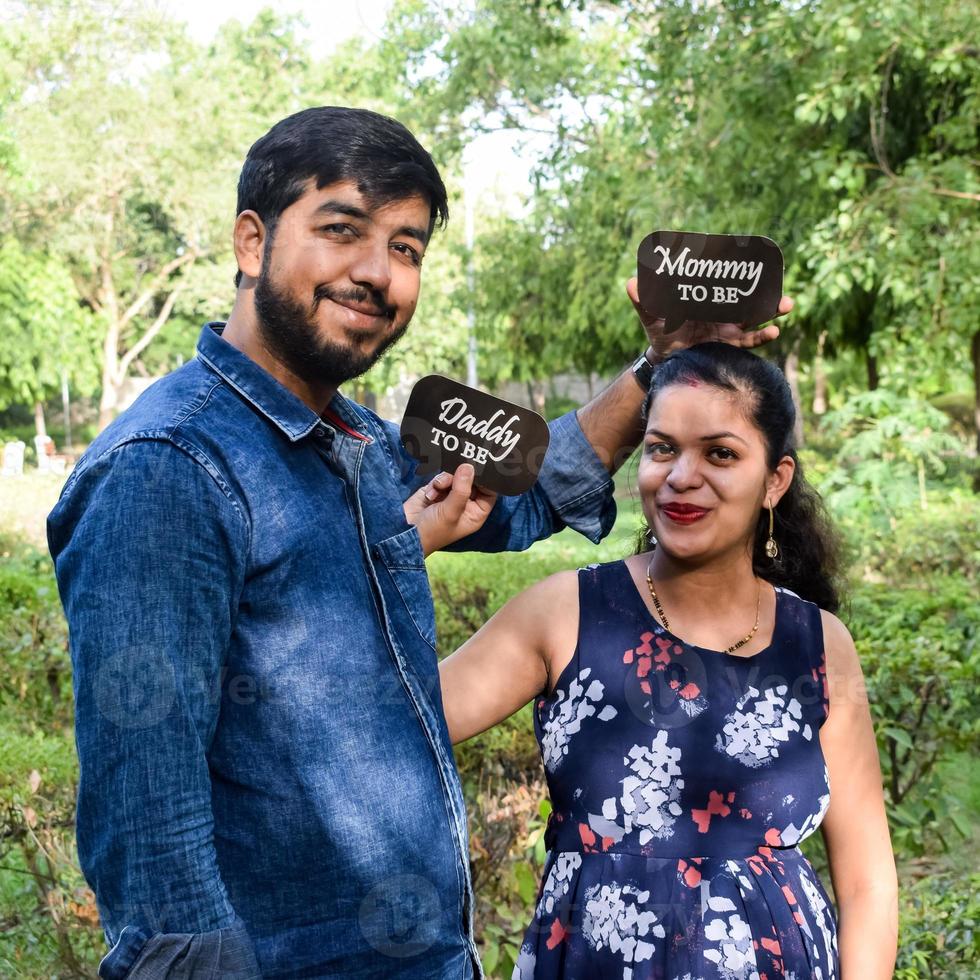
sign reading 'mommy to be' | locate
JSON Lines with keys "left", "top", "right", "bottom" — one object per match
{"left": 637, "top": 231, "right": 784, "bottom": 334}
{"left": 400, "top": 376, "right": 550, "bottom": 496}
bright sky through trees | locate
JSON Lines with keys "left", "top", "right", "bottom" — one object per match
{"left": 163, "top": 0, "right": 536, "bottom": 199}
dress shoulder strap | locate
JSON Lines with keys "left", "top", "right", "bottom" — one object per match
{"left": 772, "top": 586, "right": 830, "bottom": 728}
{"left": 572, "top": 560, "right": 653, "bottom": 677}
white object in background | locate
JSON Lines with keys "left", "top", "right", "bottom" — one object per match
{"left": 34, "top": 434, "right": 55, "bottom": 473}
{"left": 2, "top": 440, "right": 26, "bottom": 477}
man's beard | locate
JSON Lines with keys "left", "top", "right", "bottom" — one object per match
{"left": 253, "top": 268, "right": 407, "bottom": 388}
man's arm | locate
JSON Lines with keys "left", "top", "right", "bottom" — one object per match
{"left": 47, "top": 439, "right": 261, "bottom": 979}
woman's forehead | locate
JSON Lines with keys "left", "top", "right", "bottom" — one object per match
{"left": 647, "top": 383, "right": 759, "bottom": 436}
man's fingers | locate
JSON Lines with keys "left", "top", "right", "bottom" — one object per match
{"left": 440, "top": 464, "right": 474, "bottom": 520}
{"left": 454, "top": 463, "right": 474, "bottom": 494}
{"left": 424, "top": 471, "right": 453, "bottom": 501}
{"left": 744, "top": 324, "right": 780, "bottom": 347}
{"left": 471, "top": 491, "right": 498, "bottom": 517}
{"left": 626, "top": 276, "right": 661, "bottom": 325}
{"left": 777, "top": 295, "right": 794, "bottom": 316}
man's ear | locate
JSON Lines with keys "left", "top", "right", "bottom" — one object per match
{"left": 766, "top": 454, "right": 796, "bottom": 506}
{"left": 233, "top": 210, "right": 266, "bottom": 283}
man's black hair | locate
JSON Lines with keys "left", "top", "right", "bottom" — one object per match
{"left": 234, "top": 106, "right": 449, "bottom": 286}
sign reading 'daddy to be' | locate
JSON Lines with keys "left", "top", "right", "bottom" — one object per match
{"left": 637, "top": 231, "right": 783, "bottom": 334}
{"left": 400, "top": 376, "right": 550, "bottom": 496}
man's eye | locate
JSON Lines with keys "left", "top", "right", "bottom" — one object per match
{"left": 392, "top": 242, "right": 421, "bottom": 265}
{"left": 319, "top": 223, "right": 356, "bottom": 235}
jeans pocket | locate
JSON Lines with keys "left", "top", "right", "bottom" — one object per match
{"left": 98, "top": 924, "right": 153, "bottom": 979}
{"left": 372, "top": 525, "right": 437, "bottom": 650}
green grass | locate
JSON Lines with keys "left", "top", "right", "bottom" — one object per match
{"left": 0, "top": 472, "right": 68, "bottom": 551}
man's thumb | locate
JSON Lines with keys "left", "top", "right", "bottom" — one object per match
{"left": 441, "top": 463, "right": 474, "bottom": 520}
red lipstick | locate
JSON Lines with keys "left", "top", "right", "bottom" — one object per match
{"left": 660, "top": 503, "right": 710, "bottom": 524}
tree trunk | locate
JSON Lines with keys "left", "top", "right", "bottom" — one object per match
{"left": 972, "top": 328, "right": 980, "bottom": 493}
{"left": 98, "top": 318, "right": 121, "bottom": 431}
{"left": 34, "top": 402, "right": 47, "bottom": 438}
{"left": 527, "top": 380, "right": 547, "bottom": 417}
{"left": 97, "top": 239, "right": 121, "bottom": 431}
{"left": 812, "top": 331, "right": 828, "bottom": 415}
{"left": 93, "top": 222, "right": 195, "bottom": 432}
{"left": 866, "top": 350, "right": 880, "bottom": 391}
{"left": 61, "top": 370, "right": 73, "bottom": 452}
{"left": 784, "top": 341, "right": 805, "bottom": 447}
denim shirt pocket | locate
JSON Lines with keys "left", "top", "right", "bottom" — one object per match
{"left": 371, "top": 525, "right": 437, "bottom": 650}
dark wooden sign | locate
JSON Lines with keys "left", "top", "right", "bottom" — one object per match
{"left": 637, "top": 231, "right": 784, "bottom": 334}
{"left": 400, "top": 376, "right": 551, "bottom": 496}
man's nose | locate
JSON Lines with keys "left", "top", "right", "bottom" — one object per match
{"left": 348, "top": 240, "right": 392, "bottom": 294}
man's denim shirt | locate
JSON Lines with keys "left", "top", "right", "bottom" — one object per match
{"left": 47, "top": 323, "right": 616, "bottom": 979}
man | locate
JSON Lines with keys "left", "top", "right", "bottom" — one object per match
{"left": 48, "top": 106, "right": 787, "bottom": 979}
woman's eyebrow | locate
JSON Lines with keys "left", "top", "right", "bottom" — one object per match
{"left": 700, "top": 431, "right": 749, "bottom": 445}
{"left": 644, "top": 427, "right": 749, "bottom": 446}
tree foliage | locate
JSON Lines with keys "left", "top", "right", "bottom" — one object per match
{"left": 401, "top": 0, "right": 978, "bottom": 433}
{"left": 0, "top": 240, "right": 99, "bottom": 413}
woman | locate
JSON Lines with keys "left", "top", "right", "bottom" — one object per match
{"left": 416, "top": 343, "right": 897, "bottom": 979}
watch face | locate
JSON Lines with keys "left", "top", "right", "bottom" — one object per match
{"left": 633, "top": 353, "right": 654, "bottom": 386}
{"left": 637, "top": 230, "right": 783, "bottom": 333}
{"left": 400, "top": 375, "right": 551, "bottom": 496}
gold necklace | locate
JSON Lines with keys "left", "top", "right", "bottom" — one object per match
{"left": 645, "top": 557, "right": 762, "bottom": 653}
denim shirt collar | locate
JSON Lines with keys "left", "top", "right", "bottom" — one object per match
{"left": 195, "top": 322, "right": 372, "bottom": 444}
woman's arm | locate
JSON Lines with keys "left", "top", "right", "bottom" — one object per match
{"left": 438, "top": 571, "right": 579, "bottom": 744}
{"left": 818, "top": 610, "right": 899, "bottom": 979}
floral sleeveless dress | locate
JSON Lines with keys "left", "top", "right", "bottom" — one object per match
{"left": 512, "top": 559, "right": 838, "bottom": 980}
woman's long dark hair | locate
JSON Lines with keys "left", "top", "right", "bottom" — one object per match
{"left": 636, "top": 342, "right": 842, "bottom": 612}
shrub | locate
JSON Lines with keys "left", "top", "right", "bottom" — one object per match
{"left": 817, "top": 390, "right": 970, "bottom": 523}
{"left": 895, "top": 871, "right": 979, "bottom": 979}
{"left": 832, "top": 494, "right": 980, "bottom": 587}
{"left": 0, "top": 723, "right": 103, "bottom": 976}
{"left": 0, "top": 542, "right": 73, "bottom": 733}
{"left": 847, "top": 580, "right": 980, "bottom": 855}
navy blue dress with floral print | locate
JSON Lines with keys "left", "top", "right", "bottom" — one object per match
{"left": 513, "top": 559, "right": 838, "bottom": 980}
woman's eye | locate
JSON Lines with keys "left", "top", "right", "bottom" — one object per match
{"left": 646, "top": 442, "right": 674, "bottom": 457}
{"left": 709, "top": 446, "right": 738, "bottom": 461}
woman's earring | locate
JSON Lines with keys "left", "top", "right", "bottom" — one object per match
{"left": 765, "top": 497, "right": 779, "bottom": 560}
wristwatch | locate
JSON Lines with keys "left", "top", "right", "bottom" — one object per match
{"left": 631, "top": 347, "right": 662, "bottom": 392}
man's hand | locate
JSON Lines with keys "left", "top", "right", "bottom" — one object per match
{"left": 403, "top": 463, "right": 498, "bottom": 557}
{"left": 626, "top": 276, "right": 794, "bottom": 359}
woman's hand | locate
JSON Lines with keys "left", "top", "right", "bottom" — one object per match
{"left": 626, "top": 276, "right": 794, "bottom": 359}
{"left": 403, "top": 463, "right": 498, "bottom": 557}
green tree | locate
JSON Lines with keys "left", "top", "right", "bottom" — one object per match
{"left": 1, "top": 3, "right": 322, "bottom": 429}
{"left": 0, "top": 240, "right": 98, "bottom": 436}
{"left": 392, "top": 0, "right": 978, "bottom": 450}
